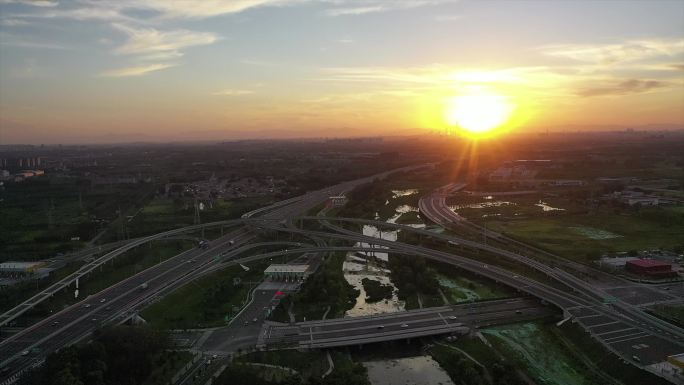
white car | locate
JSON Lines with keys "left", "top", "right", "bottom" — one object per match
{"left": 401, "top": 324, "right": 409, "bottom": 328}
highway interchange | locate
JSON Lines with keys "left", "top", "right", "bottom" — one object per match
{"left": 1, "top": 167, "right": 683, "bottom": 384}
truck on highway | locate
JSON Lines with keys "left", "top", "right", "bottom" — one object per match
{"left": 139, "top": 283, "right": 148, "bottom": 290}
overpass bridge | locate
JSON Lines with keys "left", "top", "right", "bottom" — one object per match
{"left": 256, "top": 298, "right": 553, "bottom": 349}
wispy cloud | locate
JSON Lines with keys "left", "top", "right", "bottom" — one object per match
{"left": 100, "top": 63, "right": 175, "bottom": 77}
{"left": 0, "top": 0, "right": 58, "bottom": 7}
{"left": 213, "top": 89, "right": 255, "bottom": 96}
{"left": 325, "top": 0, "right": 457, "bottom": 17}
{"left": 539, "top": 39, "right": 684, "bottom": 65}
{"left": 124, "top": 0, "right": 303, "bottom": 19}
{"left": 577, "top": 79, "right": 668, "bottom": 97}
{"left": 111, "top": 23, "right": 218, "bottom": 59}
{"left": 326, "top": 6, "right": 383, "bottom": 16}
{"left": 434, "top": 14, "right": 462, "bottom": 22}
{"left": 0, "top": 32, "right": 66, "bottom": 49}
{"left": 0, "top": 18, "right": 30, "bottom": 26}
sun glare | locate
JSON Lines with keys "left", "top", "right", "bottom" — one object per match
{"left": 446, "top": 91, "right": 514, "bottom": 136}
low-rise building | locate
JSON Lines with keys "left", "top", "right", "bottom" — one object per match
{"left": 0, "top": 261, "right": 48, "bottom": 278}
{"left": 328, "top": 195, "right": 348, "bottom": 208}
{"left": 625, "top": 259, "right": 677, "bottom": 278}
{"left": 264, "top": 264, "right": 310, "bottom": 282}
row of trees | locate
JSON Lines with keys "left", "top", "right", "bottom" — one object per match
{"left": 19, "top": 326, "right": 169, "bottom": 385}
{"left": 387, "top": 254, "right": 440, "bottom": 298}
{"left": 216, "top": 360, "right": 370, "bottom": 385}
{"left": 294, "top": 254, "right": 359, "bottom": 317}
{"left": 430, "top": 345, "right": 525, "bottom": 385}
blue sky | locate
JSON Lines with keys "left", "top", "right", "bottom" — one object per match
{"left": 1, "top": 0, "right": 683, "bottom": 143}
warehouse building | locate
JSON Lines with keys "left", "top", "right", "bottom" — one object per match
{"left": 625, "top": 259, "right": 677, "bottom": 278}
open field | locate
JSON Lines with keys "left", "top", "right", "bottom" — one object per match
{"left": 142, "top": 261, "right": 269, "bottom": 330}
{"left": 124, "top": 196, "right": 269, "bottom": 238}
{"left": 27, "top": 240, "right": 196, "bottom": 318}
{"left": 0, "top": 177, "right": 155, "bottom": 261}
{"left": 487, "top": 206, "right": 684, "bottom": 262}
{"left": 484, "top": 322, "right": 596, "bottom": 385}
{"left": 649, "top": 304, "right": 684, "bottom": 328}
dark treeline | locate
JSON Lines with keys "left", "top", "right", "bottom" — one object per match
{"left": 20, "top": 326, "right": 170, "bottom": 385}
{"left": 388, "top": 254, "right": 440, "bottom": 298}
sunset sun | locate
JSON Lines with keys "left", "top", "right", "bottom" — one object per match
{"left": 446, "top": 92, "right": 514, "bottom": 136}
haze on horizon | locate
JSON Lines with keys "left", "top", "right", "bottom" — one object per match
{"left": 0, "top": 0, "right": 683, "bottom": 145}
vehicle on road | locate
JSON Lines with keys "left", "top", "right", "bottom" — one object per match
{"left": 84, "top": 304, "right": 91, "bottom": 308}
{"left": 21, "top": 351, "right": 29, "bottom": 356}
{"left": 100, "top": 298, "right": 106, "bottom": 303}
{"left": 448, "top": 316, "right": 457, "bottom": 320}
{"left": 401, "top": 324, "right": 409, "bottom": 328}
{"left": 377, "top": 325, "right": 384, "bottom": 329}
{"left": 515, "top": 310, "right": 522, "bottom": 314}
{"left": 139, "top": 283, "right": 148, "bottom": 290}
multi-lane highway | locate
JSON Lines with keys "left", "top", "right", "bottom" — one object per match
{"left": 3, "top": 166, "right": 681, "bottom": 384}
{"left": 0, "top": 164, "right": 428, "bottom": 383}
{"left": 243, "top": 217, "right": 684, "bottom": 379}
{"left": 258, "top": 298, "right": 553, "bottom": 349}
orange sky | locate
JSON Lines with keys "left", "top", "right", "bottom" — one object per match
{"left": 1, "top": 0, "right": 683, "bottom": 143}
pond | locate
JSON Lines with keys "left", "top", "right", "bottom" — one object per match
{"left": 535, "top": 200, "right": 565, "bottom": 212}
{"left": 364, "top": 355, "right": 454, "bottom": 385}
{"left": 450, "top": 201, "right": 515, "bottom": 210}
{"left": 391, "top": 189, "right": 419, "bottom": 198}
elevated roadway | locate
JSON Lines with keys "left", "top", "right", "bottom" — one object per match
{"left": 257, "top": 298, "right": 553, "bottom": 349}
{"left": 0, "top": 164, "right": 428, "bottom": 383}
{"left": 247, "top": 222, "right": 684, "bottom": 372}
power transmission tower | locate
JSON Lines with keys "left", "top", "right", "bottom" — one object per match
{"left": 194, "top": 197, "right": 204, "bottom": 238}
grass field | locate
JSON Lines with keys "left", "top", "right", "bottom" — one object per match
{"left": 649, "top": 304, "right": 684, "bottom": 328}
{"left": 484, "top": 322, "right": 595, "bottom": 385}
{"left": 436, "top": 273, "right": 510, "bottom": 303}
{"left": 486, "top": 206, "right": 684, "bottom": 262}
{"left": 141, "top": 261, "right": 269, "bottom": 329}
{"left": 125, "top": 196, "right": 268, "bottom": 238}
{"left": 29, "top": 240, "right": 196, "bottom": 317}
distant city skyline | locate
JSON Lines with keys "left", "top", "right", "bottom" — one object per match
{"left": 1, "top": 0, "right": 683, "bottom": 144}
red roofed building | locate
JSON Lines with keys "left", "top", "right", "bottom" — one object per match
{"left": 626, "top": 259, "right": 677, "bottom": 278}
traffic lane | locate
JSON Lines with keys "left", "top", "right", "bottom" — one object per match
{"left": 603, "top": 286, "right": 675, "bottom": 306}
{"left": 1, "top": 231, "right": 247, "bottom": 367}
{"left": 300, "top": 298, "right": 544, "bottom": 333}
{"left": 200, "top": 289, "right": 282, "bottom": 352}
{"left": 306, "top": 307, "right": 553, "bottom": 341}
{"left": 306, "top": 318, "right": 456, "bottom": 340}
{"left": 609, "top": 334, "right": 684, "bottom": 365}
